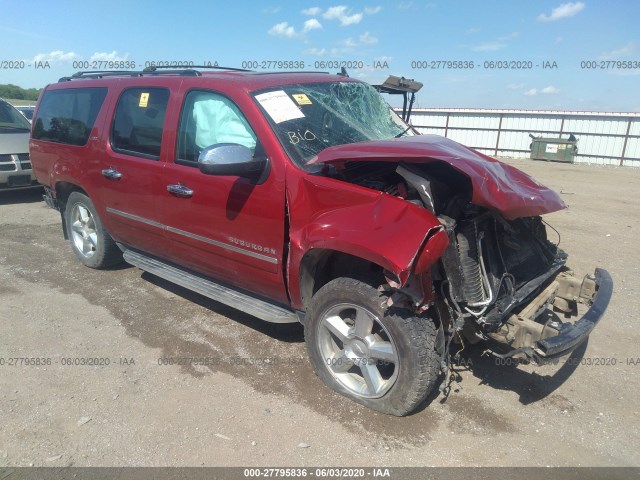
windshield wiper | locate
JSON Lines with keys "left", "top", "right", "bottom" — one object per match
{"left": 394, "top": 126, "right": 412, "bottom": 138}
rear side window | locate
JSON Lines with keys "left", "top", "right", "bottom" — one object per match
{"left": 32, "top": 88, "right": 107, "bottom": 145}
{"left": 111, "top": 88, "right": 169, "bottom": 159}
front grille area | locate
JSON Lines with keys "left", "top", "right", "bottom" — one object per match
{"left": 0, "top": 154, "right": 16, "bottom": 171}
{"left": 0, "top": 153, "right": 32, "bottom": 172}
{"left": 17, "top": 153, "right": 31, "bottom": 170}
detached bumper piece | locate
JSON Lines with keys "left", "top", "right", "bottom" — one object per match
{"left": 533, "top": 268, "right": 612, "bottom": 361}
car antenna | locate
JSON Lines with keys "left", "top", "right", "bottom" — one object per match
{"left": 337, "top": 67, "right": 349, "bottom": 77}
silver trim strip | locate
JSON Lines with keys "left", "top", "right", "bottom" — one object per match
{"left": 106, "top": 207, "right": 279, "bottom": 265}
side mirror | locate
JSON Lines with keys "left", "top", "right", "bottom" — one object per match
{"left": 197, "top": 143, "right": 268, "bottom": 179}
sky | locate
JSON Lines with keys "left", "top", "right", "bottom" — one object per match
{"left": 1, "top": 0, "right": 639, "bottom": 111}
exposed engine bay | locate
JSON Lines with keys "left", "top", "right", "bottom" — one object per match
{"left": 328, "top": 159, "right": 607, "bottom": 364}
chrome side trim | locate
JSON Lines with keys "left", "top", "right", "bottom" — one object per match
{"left": 106, "top": 208, "right": 165, "bottom": 229}
{"left": 106, "top": 207, "right": 278, "bottom": 265}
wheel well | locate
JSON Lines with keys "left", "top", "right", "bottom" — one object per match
{"left": 299, "top": 249, "right": 385, "bottom": 308}
{"left": 55, "top": 182, "right": 87, "bottom": 211}
{"left": 54, "top": 182, "right": 88, "bottom": 239}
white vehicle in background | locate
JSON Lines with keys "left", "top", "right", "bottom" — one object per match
{"left": 15, "top": 105, "right": 36, "bottom": 123}
{"left": 0, "top": 98, "right": 38, "bottom": 190}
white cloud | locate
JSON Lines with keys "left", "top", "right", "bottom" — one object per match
{"left": 301, "top": 6, "right": 321, "bottom": 15}
{"left": 359, "top": 31, "right": 378, "bottom": 45}
{"left": 498, "top": 31, "right": 520, "bottom": 41}
{"left": 537, "top": 2, "right": 585, "bottom": 22}
{"left": 268, "top": 22, "right": 297, "bottom": 38}
{"left": 323, "top": 6, "right": 363, "bottom": 26}
{"left": 341, "top": 37, "right": 358, "bottom": 48}
{"left": 541, "top": 85, "right": 560, "bottom": 94}
{"left": 524, "top": 86, "right": 560, "bottom": 96}
{"left": 397, "top": 1, "right": 414, "bottom": 9}
{"left": 302, "top": 18, "right": 322, "bottom": 32}
{"left": 471, "top": 42, "right": 507, "bottom": 52}
{"left": 507, "top": 83, "right": 526, "bottom": 90}
{"left": 89, "top": 51, "right": 128, "bottom": 62}
{"left": 33, "top": 50, "right": 78, "bottom": 64}
{"left": 466, "top": 27, "right": 480, "bottom": 34}
{"left": 364, "top": 6, "right": 382, "bottom": 14}
{"left": 268, "top": 17, "right": 322, "bottom": 38}
{"left": 556, "top": 36, "right": 564, "bottom": 43}
{"left": 262, "top": 6, "right": 282, "bottom": 14}
{"left": 303, "top": 47, "right": 327, "bottom": 56}
{"left": 599, "top": 42, "right": 638, "bottom": 60}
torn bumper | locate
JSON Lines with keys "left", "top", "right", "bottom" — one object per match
{"left": 534, "top": 268, "right": 613, "bottom": 362}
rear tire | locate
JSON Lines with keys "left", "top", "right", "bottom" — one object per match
{"left": 305, "top": 277, "right": 442, "bottom": 416}
{"left": 64, "top": 192, "right": 122, "bottom": 269}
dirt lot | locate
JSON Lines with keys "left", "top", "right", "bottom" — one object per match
{"left": 1, "top": 159, "right": 639, "bottom": 467}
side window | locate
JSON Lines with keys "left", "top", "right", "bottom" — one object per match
{"left": 111, "top": 87, "right": 169, "bottom": 159}
{"left": 176, "top": 90, "right": 257, "bottom": 165}
{"left": 32, "top": 88, "right": 107, "bottom": 146}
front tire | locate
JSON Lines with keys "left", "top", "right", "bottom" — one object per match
{"left": 64, "top": 192, "right": 122, "bottom": 269}
{"left": 305, "top": 277, "right": 442, "bottom": 416}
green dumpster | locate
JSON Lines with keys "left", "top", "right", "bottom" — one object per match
{"left": 529, "top": 134, "right": 578, "bottom": 163}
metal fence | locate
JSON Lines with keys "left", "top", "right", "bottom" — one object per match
{"left": 400, "top": 108, "right": 640, "bottom": 167}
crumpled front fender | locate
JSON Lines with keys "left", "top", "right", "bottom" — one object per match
{"left": 286, "top": 173, "right": 447, "bottom": 309}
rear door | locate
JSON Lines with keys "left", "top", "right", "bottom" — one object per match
{"left": 160, "top": 87, "right": 289, "bottom": 304}
{"left": 96, "top": 82, "right": 177, "bottom": 259}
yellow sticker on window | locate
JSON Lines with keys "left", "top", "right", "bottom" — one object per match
{"left": 292, "top": 93, "right": 312, "bottom": 105}
{"left": 139, "top": 92, "right": 149, "bottom": 108}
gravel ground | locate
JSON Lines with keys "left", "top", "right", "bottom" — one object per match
{"left": 0, "top": 158, "right": 639, "bottom": 467}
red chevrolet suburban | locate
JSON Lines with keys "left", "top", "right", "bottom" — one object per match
{"left": 30, "top": 67, "right": 611, "bottom": 416}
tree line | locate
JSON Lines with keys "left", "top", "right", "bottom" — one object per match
{"left": 0, "top": 84, "right": 42, "bottom": 101}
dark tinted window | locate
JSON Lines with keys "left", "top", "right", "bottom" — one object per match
{"left": 111, "top": 88, "right": 169, "bottom": 159}
{"left": 32, "top": 88, "right": 107, "bottom": 145}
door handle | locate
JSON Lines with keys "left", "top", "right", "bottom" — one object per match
{"left": 101, "top": 168, "right": 122, "bottom": 180}
{"left": 167, "top": 184, "right": 194, "bottom": 198}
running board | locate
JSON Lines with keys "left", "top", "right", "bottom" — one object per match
{"left": 123, "top": 249, "right": 299, "bottom": 324}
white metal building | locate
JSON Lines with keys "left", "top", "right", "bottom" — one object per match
{"left": 402, "top": 108, "right": 640, "bottom": 167}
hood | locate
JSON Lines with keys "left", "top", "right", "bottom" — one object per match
{"left": 0, "top": 131, "right": 30, "bottom": 155}
{"left": 308, "top": 135, "right": 566, "bottom": 220}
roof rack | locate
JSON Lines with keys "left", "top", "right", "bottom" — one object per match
{"left": 58, "top": 70, "right": 142, "bottom": 81}
{"left": 142, "top": 65, "right": 251, "bottom": 73}
{"left": 58, "top": 65, "right": 252, "bottom": 82}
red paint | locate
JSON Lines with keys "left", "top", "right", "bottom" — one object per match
{"left": 309, "top": 135, "right": 567, "bottom": 220}
{"left": 31, "top": 71, "right": 566, "bottom": 313}
{"left": 284, "top": 171, "right": 445, "bottom": 308}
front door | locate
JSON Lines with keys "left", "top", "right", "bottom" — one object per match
{"left": 161, "top": 88, "right": 289, "bottom": 304}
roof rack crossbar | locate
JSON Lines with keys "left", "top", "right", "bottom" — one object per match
{"left": 58, "top": 70, "right": 143, "bottom": 82}
{"left": 57, "top": 66, "right": 338, "bottom": 83}
{"left": 58, "top": 65, "right": 256, "bottom": 82}
{"left": 142, "top": 65, "right": 252, "bottom": 73}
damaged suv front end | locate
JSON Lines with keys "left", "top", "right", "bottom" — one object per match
{"left": 254, "top": 77, "right": 611, "bottom": 414}
{"left": 309, "top": 135, "right": 612, "bottom": 364}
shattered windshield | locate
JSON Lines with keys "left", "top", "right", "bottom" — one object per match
{"left": 252, "top": 81, "right": 411, "bottom": 168}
